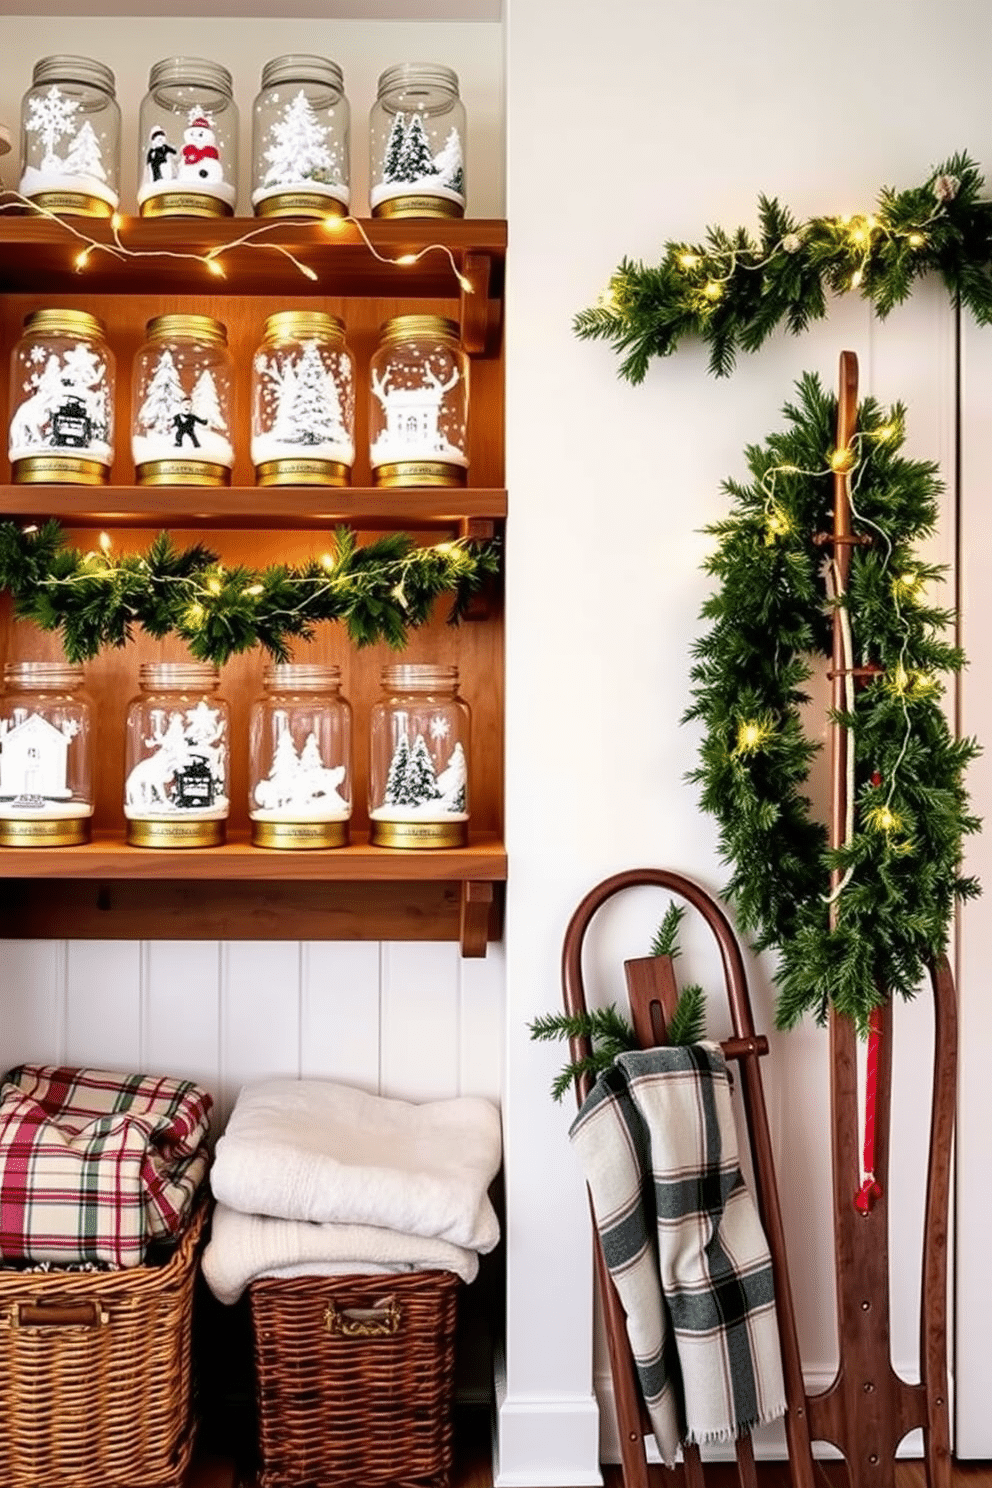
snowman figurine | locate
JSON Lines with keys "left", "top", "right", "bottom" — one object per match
{"left": 178, "top": 114, "right": 224, "bottom": 185}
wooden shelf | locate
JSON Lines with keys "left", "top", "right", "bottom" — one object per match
{"left": 0, "top": 484, "right": 507, "bottom": 531}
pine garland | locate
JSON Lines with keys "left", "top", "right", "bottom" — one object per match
{"left": 0, "top": 520, "right": 500, "bottom": 665}
{"left": 574, "top": 152, "right": 992, "bottom": 380}
{"left": 684, "top": 373, "right": 980, "bottom": 1032}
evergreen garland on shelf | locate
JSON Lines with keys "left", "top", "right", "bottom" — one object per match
{"left": 574, "top": 152, "right": 992, "bottom": 380}
{"left": 0, "top": 520, "right": 500, "bottom": 665}
{"left": 684, "top": 373, "right": 980, "bottom": 1032}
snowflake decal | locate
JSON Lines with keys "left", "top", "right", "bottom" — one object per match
{"left": 429, "top": 715, "right": 451, "bottom": 742}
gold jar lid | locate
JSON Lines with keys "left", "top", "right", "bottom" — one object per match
{"left": 145, "top": 313, "right": 228, "bottom": 346}
{"left": 377, "top": 314, "right": 460, "bottom": 347}
{"left": 262, "top": 311, "right": 346, "bottom": 344}
{"left": 23, "top": 308, "right": 107, "bottom": 341}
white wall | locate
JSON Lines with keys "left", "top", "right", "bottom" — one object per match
{"left": 503, "top": 0, "right": 989, "bottom": 1480}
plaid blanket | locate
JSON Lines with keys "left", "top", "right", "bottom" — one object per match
{"left": 569, "top": 1044, "right": 786, "bottom": 1464}
{"left": 0, "top": 1065, "right": 212, "bottom": 1269}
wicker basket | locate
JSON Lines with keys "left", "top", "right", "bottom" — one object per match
{"left": 250, "top": 1268, "right": 461, "bottom": 1488}
{"left": 0, "top": 1199, "right": 207, "bottom": 1488}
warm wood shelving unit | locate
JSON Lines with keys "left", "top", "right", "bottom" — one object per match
{"left": 0, "top": 214, "right": 507, "bottom": 954}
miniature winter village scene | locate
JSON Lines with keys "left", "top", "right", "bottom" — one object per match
{"left": 252, "top": 89, "right": 349, "bottom": 211}
{"left": 20, "top": 85, "right": 118, "bottom": 210}
{"left": 251, "top": 340, "right": 354, "bottom": 470}
{"left": 370, "top": 112, "right": 463, "bottom": 212}
{"left": 9, "top": 339, "right": 113, "bottom": 470}
{"left": 0, "top": 710, "right": 90, "bottom": 820}
{"left": 124, "top": 702, "right": 229, "bottom": 821}
{"left": 251, "top": 722, "right": 350, "bottom": 822}
{"left": 369, "top": 350, "right": 467, "bottom": 471}
{"left": 371, "top": 724, "right": 468, "bottom": 823}
{"left": 132, "top": 349, "right": 233, "bottom": 470}
{"left": 138, "top": 111, "right": 237, "bottom": 211}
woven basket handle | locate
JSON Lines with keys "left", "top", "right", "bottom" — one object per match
{"left": 13, "top": 1299, "right": 108, "bottom": 1329}
{"left": 324, "top": 1296, "right": 401, "bottom": 1338}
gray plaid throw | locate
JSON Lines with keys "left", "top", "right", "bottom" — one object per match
{"left": 569, "top": 1043, "right": 786, "bottom": 1464}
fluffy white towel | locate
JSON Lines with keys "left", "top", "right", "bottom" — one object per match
{"left": 210, "top": 1078, "right": 502, "bottom": 1253}
{"left": 201, "top": 1200, "right": 479, "bottom": 1304}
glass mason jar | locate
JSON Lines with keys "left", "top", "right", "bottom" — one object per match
{"left": 0, "top": 661, "right": 93, "bottom": 848}
{"left": 252, "top": 310, "right": 355, "bottom": 486}
{"left": 369, "top": 62, "right": 465, "bottom": 219}
{"left": 9, "top": 308, "right": 114, "bottom": 485}
{"left": 369, "top": 315, "right": 468, "bottom": 487}
{"left": 124, "top": 662, "right": 230, "bottom": 848}
{"left": 252, "top": 54, "right": 350, "bottom": 219}
{"left": 138, "top": 57, "right": 238, "bottom": 218}
{"left": 132, "top": 313, "right": 235, "bottom": 486}
{"left": 19, "top": 55, "right": 121, "bottom": 218}
{"left": 368, "top": 663, "right": 469, "bottom": 849}
{"left": 249, "top": 663, "right": 352, "bottom": 849}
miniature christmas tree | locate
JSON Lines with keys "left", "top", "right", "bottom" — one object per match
{"left": 137, "top": 350, "right": 184, "bottom": 437}
{"left": 432, "top": 127, "right": 463, "bottom": 193}
{"left": 63, "top": 120, "right": 107, "bottom": 182}
{"left": 191, "top": 369, "right": 227, "bottom": 434}
{"left": 383, "top": 733, "right": 411, "bottom": 805}
{"left": 262, "top": 89, "right": 338, "bottom": 188}
{"left": 381, "top": 113, "right": 406, "bottom": 183}
{"left": 397, "top": 115, "right": 437, "bottom": 184}
{"left": 404, "top": 732, "right": 441, "bottom": 805}
{"left": 282, "top": 343, "right": 346, "bottom": 445}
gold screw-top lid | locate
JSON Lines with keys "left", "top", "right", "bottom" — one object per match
{"left": 23, "top": 308, "right": 107, "bottom": 341}
{"left": 262, "top": 311, "right": 346, "bottom": 344}
{"left": 378, "top": 314, "right": 460, "bottom": 347}
{"left": 145, "top": 313, "right": 228, "bottom": 346}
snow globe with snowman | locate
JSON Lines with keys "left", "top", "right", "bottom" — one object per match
{"left": 368, "top": 663, "right": 470, "bottom": 849}
{"left": 19, "top": 55, "right": 121, "bottom": 218}
{"left": 137, "top": 57, "right": 238, "bottom": 218}
{"left": 252, "top": 55, "right": 350, "bottom": 219}
{"left": 249, "top": 663, "right": 353, "bottom": 849}
{"left": 369, "top": 63, "right": 465, "bottom": 219}
{"left": 8, "top": 308, "right": 114, "bottom": 485}
{"left": 132, "top": 314, "right": 235, "bottom": 486}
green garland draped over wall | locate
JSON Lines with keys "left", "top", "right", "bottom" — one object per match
{"left": 685, "top": 374, "right": 979, "bottom": 1031}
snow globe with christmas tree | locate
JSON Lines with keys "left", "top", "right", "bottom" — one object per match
{"left": 252, "top": 310, "right": 355, "bottom": 486}
{"left": 369, "top": 315, "right": 468, "bottom": 487}
{"left": 137, "top": 58, "right": 238, "bottom": 218}
{"left": 8, "top": 309, "right": 115, "bottom": 485}
{"left": 249, "top": 663, "right": 352, "bottom": 849}
{"left": 19, "top": 56, "right": 121, "bottom": 218}
{"left": 251, "top": 55, "right": 350, "bottom": 219}
{"left": 368, "top": 663, "right": 470, "bottom": 849}
{"left": 124, "top": 662, "right": 230, "bottom": 848}
{"left": 0, "top": 660, "right": 93, "bottom": 848}
{"left": 132, "top": 314, "right": 235, "bottom": 486}
{"left": 370, "top": 63, "right": 465, "bottom": 219}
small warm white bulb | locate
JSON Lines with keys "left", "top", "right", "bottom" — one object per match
{"left": 395, "top": 253, "right": 418, "bottom": 266}
{"left": 74, "top": 247, "right": 91, "bottom": 271}
{"left": 99, "top": 531, "right": 112, "bottom": 553}
{"left": 110, "top": 212, "right": 123, "bottom": 231}
{"left": 205, "top": 256, "right": 225, "bottom": 278}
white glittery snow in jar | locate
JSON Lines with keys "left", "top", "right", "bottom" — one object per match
{"left": 369, "top": 62, "right": 465, "bottom": 220}
{"left": 132, "top": 314, "right": 235, "bottom": 487}
{"left": 249, "top": 663, "right": 353, "bottom": 850}
{"left": 138, "top": 57, "right": 238, "bottom": 218}
{"left": 19, "top": 55, "right": 121, "bottom": 218}
{"left": 251, "top": 310, "right": 355, "bottom": 487}
{"left": 0, "top": 661, "right": 93, "bottom": 848}
{"left": 369, "top": 315, "right": 468, "bottom": 488}
{"left": 9, "top": 308, "right": 115, "bottom": 485}
{"left": 368, "top": 663, "right": 469, "bottom": 850}
{"left": 124, "top": 663, "right": 230, "bottom": 849}
{"left": 252, "top": 54, "right": 350, "bottom": 219}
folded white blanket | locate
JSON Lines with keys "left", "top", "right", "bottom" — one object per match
{"left": 210, "top": 1078, "right": 502, "bottom": 1253}
{"left": 201, "top": 1200, "right": 480, "bottom": 1304}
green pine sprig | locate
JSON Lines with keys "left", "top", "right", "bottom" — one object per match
{"left": 0, "top": 520, "right": 501, "bottom": 665}
{"left": 574, "top": 152, "right": 992, "bottom": 380}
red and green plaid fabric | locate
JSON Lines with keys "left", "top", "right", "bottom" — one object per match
{"left": 0, "top": 1064, "right": 212, "bottom": 1269}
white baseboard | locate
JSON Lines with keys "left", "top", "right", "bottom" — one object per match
{"left": 493, "top": 1351, "right": 604, "bottom": 1487}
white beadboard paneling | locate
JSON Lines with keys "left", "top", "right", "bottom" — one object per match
{"left": 0, "top": 940, "right": 65, "bottom": 1070}
{"left": 218, "top": 942, "right": 302, "bottom": 1125}
{"left": 143, "top": 941, "right": 223, "bottom": 1126}
{"left": 65, "top": 940, "right": 142, "bottom": 1071}
{"left": 380, "top": 940, "right": 460, "bottom": 1100}
{"left": 301, "top": 941, "right": 381, "bottom": 1090}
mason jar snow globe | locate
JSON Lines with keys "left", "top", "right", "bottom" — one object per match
{"left": 132, "top": 313, "right": 234, "bottom": 486}
{"left": 249, "top": 663, "right": 352, "bottom": 849}
{"left": 137, "top": 57, "right": 238, "bottom": 218}
{"left": 252, "top": 55, "right": 350, "bottom": 219}
{"left": 9, "top": 308, "right": 114, "bottom": 485}
{"left": 369, "top": 315, "right": 468, "bottom": 487}
{"left": 0, "top": 661, "right": 93, "bottom": 848}
{"left": 124, "top": 662, "right": 230, "bottom": 848}
{"left": 252, "top": 311, "right": 355, "bottom": 486}
{"left": 369, "top": 63, "right": 465, "bottom": 219}
{"left": 368, "top": 663, "right": 469, "bottom": 849}
{"left": 19, "top": 55, "right": 121, "bottom": 217}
